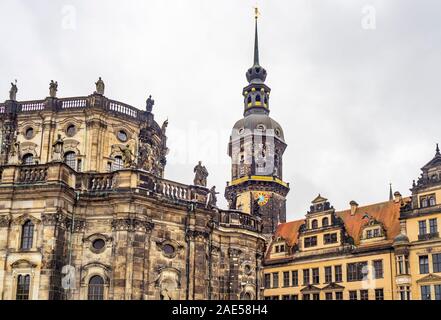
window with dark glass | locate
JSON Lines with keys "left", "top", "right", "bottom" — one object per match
{"left": 360, "top": 290, "right": 369, "bottom": 300}
{"left": 325, "top": 266, "right": 332, "bottom": 283}
{"left": 282, "top": 295, "right": 290, "bottom": 300}
{"left": 311, "top": 219, "right": 318, "bottom": 229}
{"left": 272, "top": 272, "right": 279, "bottom": 288}
{"left": 335, "top": 265, "right": 342, "bottom": 282}
{"left": 21, "top": 220, "right": 34, "bottom": 250}
{"left": 429, "top": 196, "right": 436, "bottom": 206}
{"left": 433, "top": 253, "right": 441, "bottom": 273}
{"left": 399, "top": 286, "right": 411, "bottom": 300}
{"left": 322, "top": 217, "right": 329, "bottom": 227}
{"left": 325, "top": 292, "right": 333, "bottom": 300}
{"left": 66, "top": 124, "right": 76, "bottom": 137}
{"left": 25, "top": 127, "right": 34, "bottom": 139}
{"left": 22, "top": 153, "right": 34, "bottom": 165}
{"left": 312, "top": 293, "right": 320, "bottom": 300}
{"left": 303, "top": 269, "right": 310, "bottom": 285}
{"left": 302, "top": 294, "right": 310, "bottom": 300}
{"left": 291, "top": 295, "right": 299, "bottom": 300}
{"left": 420, "top": 197, "right": 428, "bottom": 208}
{"left": 429, "top": 218, "right": 438, "bottom": 234}
{"left": 113, "top": 156, "right": 124, "bottom": 171}
{"left": 375, "top": 289, "right": 384, "bottom": 300}
{"left": 88, "top": 275, "right": 104, "bottom": 300}
{"left": 373, "top": 228, "right": 380, "bottom": 237}
{"left": 347, "top": 262, "right": 368, "bottom": 282}
{"left": 349, "top": 291, "right": 357, "bottom": 300}
{"left": 435, "top": 285, "right": 441, "bottom": 300}
{"left": 335, "top": 292, "right": 343, "bottom": 300}
{"left": 16, "top": 275, "right": 30, "bottom": 300}
{"left": 366, "top": 230, "right": 372, "bottom": 239}
{"left": 304, "top": 236, "right": 317, "bottom": 248}
{"left": 419, "top": 220, "right": 427, "bottom": 235}
{"left": 117, "top": 130, "right": 128, "bottom": 142}
{"left": 283, "top": 271, "right": 289, "bottom": 287}
{"left": 373, "top": 260, "right": 384, "bottom": 279}
{"left": 312, "top": 268, "right": 319, "bottom": 284}
{"left": 291, "top": 270, "right": 298, "bottom": 286}
{"left": 64, "top": 151, "right": 76, "bottom": 170}
{"left": 419, "top": 255, "right": 429, "bottom": 274}
{"left": 324, "top": 233, "right": 337, "bottom": 244}
{"left": 264, "top": 274, "right": 271, "bottom": 289}
{"left": 421, "top": 285, "right": 431, "bottom": 300}
{"left": 92, "top": 239, "right": 105, "bottom": 251}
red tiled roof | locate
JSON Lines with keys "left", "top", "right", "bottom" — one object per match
{"left": 273, "top": 219, "right": 305, "bottom": 246}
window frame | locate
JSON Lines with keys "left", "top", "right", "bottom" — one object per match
{"left": 21, "top": 220, "right": 34, "bottom": 250}
{"left": 16, "top": 274, "right": 31, "bottom": 300}
{"left": 419, "top": 255, "right": 430, "bottom": 274}
{"left": 87, "top": 275, "right": 104, "bottom": 300}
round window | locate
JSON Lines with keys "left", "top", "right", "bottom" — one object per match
{"left": 117, "top": 130, "right": 128, "bottom": 142}
{"left": 238, "top": 128, "right": 244, "bottom": 135}
{"left": 275, "top": 128, "right": 281, "bottom": 137}
{"left": 66, "top": 124, "right": 76, "bottom": 137}
{"left": 92, "top": 239, "right": 105, "bottom": 250}
{"left": 25, "top": 127, "right": 34, "bottom": 139}
{"left": 244, "top": 264, "right": 252, "bottom": 275}
{"left": 256, "top": 124, "right": 265, "bottom": 131}
{"left": 163, "top": 244, "right": 175, "bottom": 255}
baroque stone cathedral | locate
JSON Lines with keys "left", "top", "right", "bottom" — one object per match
{"left": 0, "top": 13, "right": 287, "bottom": 300}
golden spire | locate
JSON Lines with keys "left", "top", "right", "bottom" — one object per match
{"left": 254, "top": 6, "right": 260, "bottom": 19}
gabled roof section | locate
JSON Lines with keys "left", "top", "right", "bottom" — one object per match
{"left": 311, "top": 194, "right": 328, "bottom": 204}
{"left": 273, "top": 219, "right": 305, "bottom": 247}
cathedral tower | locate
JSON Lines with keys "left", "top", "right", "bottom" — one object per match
{"left": 225, "top": 10, "right": 290, "bottom": 234}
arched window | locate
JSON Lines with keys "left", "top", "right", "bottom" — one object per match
{"left": 255, "top": 94, "right": 261, "bottom": 102}
{"left": 421, "top": 198, "right": 428, "bottom": 208}
{"left": 243, "top": 292, "right": 252, "bottom": 300}
{"left": 21, "top": 220, "right": 34, "bottom": 250}
{"left": 322, "top": 217, "right": 329, "bottom": 227}
{"left": 247, "top": 96, "right": 252, "bottom": 104}
{"left": 16, "top": 274, "right": 30, "bottom": 300}
{"left": 112, "top": 156, "right": 123, "bottom": 171}
{"left": 311, "top": 219, "right": 318, "bottom": 229}
{"left": 22, "top": 153, "right": 34, "bottom": 165}
{"left": 88, "top": 275, "right": 104, "bottom": 300}
{"left": 64, "top": 151, "right": 76, "bottom": 170}
{"left": 429, "top": 197, "right": 436, "bottom": 207}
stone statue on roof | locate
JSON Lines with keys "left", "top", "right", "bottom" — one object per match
{"left": 49, "top": 80, "right": 58, "bottom": 98}
{"left": 52, "top": 134, "right": 64, "bottom": 162}
{"left": 9, "top": 81, "right": 18, "bottom": 101}
{"left": 95, "top": 77, "right": 105, "bottom": 95}
{"left": 146, "top": 95, "right": 155, "bottom": 112}
{"left": 193, "top": 161, "right": 208, "bottom": 187}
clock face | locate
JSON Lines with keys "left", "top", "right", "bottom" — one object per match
{"left": 254, "top": 192, "right": 271, "bottom": 206}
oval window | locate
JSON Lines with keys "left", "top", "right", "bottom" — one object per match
{"left": 117, "top": 130, "right": 128, "bottom": 142}
{"left": 25, "top": 127, "right": 34, "bottom": 139}
{"left": 163, "top": 244, "right": 175, "bottom": 255}
{"left": 92, "top": 239, "right": 106, "bottom": 250}
{"left": 66, "top": 124, "right": 76, "bottom": 137}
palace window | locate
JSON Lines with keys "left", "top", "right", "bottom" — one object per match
{"left": 349, "top": 291, "right": 357, "bottom": 300}
{"left": 429, "top": 218, "right": 438, "bottom": 234}
{"left": 347, "top": 262, "right": 368, "bottom": 282}
{"left": 325, "top": 292, "right": 333, "bottom": 300}
{"left": 420, "top": 194, "right": 436, "bottom": 208}
{"left": 312, "top": 268, "right": 319, "bottom": 284}
{"left": 397, "top": 255, "right": 409, "bottom": 275}
{"left": 88, "top": 275, "right": 104, "bottom": 300}
{"left": 64, "top": 151, "right": 76, "bottom": 170}
{"left": 373, "top": 260, "right": 384, "bottom": 279}
{"left": 303, "top": 269, "right": 310, "bottom": 285}
{"left": 433, "top": 253, "right": 441, "bottom": 273}
{"left": 322, "top": 217, "right": 329, "bottom": 227}
{"left": 435, "top": 285, "right": 441, "bottom": 300}
{"left": 282, "top": 295, "right": 290, "bottom": 300}
{"left": 335, "top": 265, "right": 342, "bottom": 282}
{"left": 335, "top": 292, "right": 343, "bottom": 300}
{"left": 418, "top": 220, "right": 427, "bottom": 236}
{"left": 375, "top": 289, "right": 384, "bottom": 300}
{"left": 421, "top": 285, "right": 431, "bottom": 300}
{"left": 21, "top": 220, "right": 34, "bottom": 250}
{"left": 291, "top": 270, "right": 298, "bottom": 286}
{"left": 302, "top": 294, "right": 310, "bottom": 300}
{"left": 324, "top": 233, "right": 337, "bottom": 244}
{"left": 304, "top": 236, "right": 317, "bottom": 248}
{"left": 22, "top": 153, "right": 34, "bottom": 165}
{"left": 264, "top": 274, "right": 271, "bottom": 289}
{"left": 360, "top": 290, "right": 369, "bottom": 300}
{"left": 16, "top": 275, "right": 30, "bottom": 300}
{"left": 112, "top": 156, "right": 124, "bottom": 171}
{"left": 312, "top": 293, "right": 320, "bottom": 300}
{"left": 25, "top": 127, "right": 34, "bottom": 139}
{"left": 311, "top": 219, "right": 318, "bottom": 229}
{"left": 419, "top": 255, "right": 429, "bottom": 274}
{"left": 291, "top": 295, "right": 299, "bottom": 300}
{"left": 272, "top": 272, "right": 279, "bottom": 288}
{"left": 398, "top": 286, "right": 411, "bottom": 300}
{"left": 283, "top": 272, "right": 290, "bottom": 287}
{"left": 324, "top": 266, "right": 332, "bottom": 283}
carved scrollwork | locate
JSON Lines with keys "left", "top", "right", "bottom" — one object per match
{"left": 0, "top": 215, "right": 11, "bottom": 228}
{"left": 185, "top": 229, "right": 209, "bottom": 241}
{"left": 111, "top": 218, "right": 154, "bottom": 233}
{"left": 228, "top": 247, "right": 242, "bottom": 258}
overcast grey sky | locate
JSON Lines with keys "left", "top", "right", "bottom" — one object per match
{"left": 1, "top": 0, "right": 441, "bottom": 220}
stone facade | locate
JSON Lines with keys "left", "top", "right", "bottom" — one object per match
{"left": 0, "top": 86, "right": 265, "bottom": 300}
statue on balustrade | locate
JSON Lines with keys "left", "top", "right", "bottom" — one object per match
{"left": 122, "top": 144, "right": 135, "bottom": 168}
{"left": 49, "top": 80, "right": 58, "bottom": 98}
{"left": 8, "top": 141, "right": 21, "bottom": 165}
{"left": 206, "top": 186, "right": 219, "bottom": 208}
{"left": 138, "top": 142, "right": 156, "bottom": 172}
{"left": 193, "top": 161, "right": 208, "bottom": 187}
{"left": 9, "top": 81, "right": 18, "bottom": 101}
{"left": 146, "top": 95, "right": 155, "bottom": 112}
{"left": 52, "top": 134, "right": 64, "bottom": 162}
{"left": 95, "top": 77, "right": 105, "bottom": 95}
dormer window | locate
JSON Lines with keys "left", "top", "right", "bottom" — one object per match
{"left": 420, "top": 194, "right": 436, "bottom": 208}
{"left": 311, "top": 219, "right": 318, "bottom": 229}
{"left": 322, "top": 217, "right": 329, "bottom": 227}
{"left": 365, "top": 227, "right": 382, "bottom": 239}
{"left": 274, "top": 244, "right": 286, "bottom": 254}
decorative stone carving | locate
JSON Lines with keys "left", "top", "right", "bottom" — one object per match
{"left": 9, "top": 81, "right": 18, "bottom": 101}
{"left": 49, "top": 80, "right": 58, "bottom": 98}
{"left": 8, "top": 140, "right": 20, "bottom": 165}
{"left": 52, "top": 134, "right": 64, "bottom": 162}
{"left": 193, "top": 161, "right": 208, "bottom": 186}
{"left": 111, "top": 218, "right": 154, "bottom": 233}
{"left": 185, "top": 229, "right": 209, "bottom": 241}
{"left": 0, "top": 215, "right": 11, "bottom": 228}
{"left": 206, "top": 186, "right": 219, "bottom": 208}
{"left": 156, "top": 267, "right": 181, "bottom": 300}
{"left": 228, "top": 247, "right": 242, "bottom": 257}
{"left": 95, "top": 77, "right": 105, "bottom": 95}
{"left": 122, "top": 144, "right": 135, "bottom": 168}
{"left": 146, "top": 95, "right": 154, "bottom": 113}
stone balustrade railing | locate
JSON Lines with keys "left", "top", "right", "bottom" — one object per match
{"left": 18, "top": 166, "right": 48, "bottom": 183}
{"left": 217, "top": 210, "right": 261, "bottom": 232}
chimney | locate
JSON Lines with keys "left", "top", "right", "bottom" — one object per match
{"left": 394, "top": 191, "right": 402, "bottom": 203}
{"left": 350, "top": 200, "right": 358, "bottom": 216}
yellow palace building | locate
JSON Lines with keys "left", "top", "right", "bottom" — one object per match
{"left": 263, "top": 145, "right": 441, "bottom": 300}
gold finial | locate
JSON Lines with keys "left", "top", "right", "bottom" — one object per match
{"left": 254, "top": 7, "right": 260, "bottom": 19}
